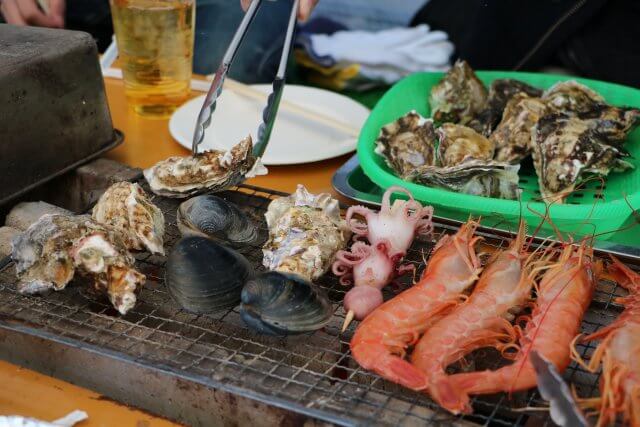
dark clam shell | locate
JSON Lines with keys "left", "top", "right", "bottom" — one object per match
{"left": 240, "top": 271, "right": 333, "bottom": 336}
{"left": 165, "top": 236, "right": 253, "bottom": 313}
{"left": 177, "top": 195, "right": 258, "bottom": 248}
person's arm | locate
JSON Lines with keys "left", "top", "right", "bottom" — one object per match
{"left": 240, "top": 0, "right": 318, "bottom": 22}
{"left": 1, "top": 0, "right": 65, "bottom": 28}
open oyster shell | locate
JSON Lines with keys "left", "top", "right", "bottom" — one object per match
{"left": 374, "top": 111, "right": 437, "bottom": 178}
{"left": 436, "top": 123, "right": 495, "bottom": 167}
{"left": 531, "top": 113, "right": 633, "bottom": 202}
{"left": 143, "top": 136, "right": 267, "bottom": 198}
{"left": 491, "top": 94, "right": 549, "bottom": 163}
{"left": 263, "top": 185, "right": 350, "bottom": 282}
{"left": 92, "top": 182, "right": 165, "bottom": 255}
{"left": 11, "top": 214, "right": 145, "bottom": 315}
{"left": 468, "top": 79, "right": 543, "bottom": 136}
{"left": 407, "top": 160, "right": 521, "bottom": 200}
{"left": 430, "top": 60, "right": 487, "bottom": 125}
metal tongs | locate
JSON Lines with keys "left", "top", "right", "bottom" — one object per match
{"left": 192, "top": 0, "right": 300, "bottom": 157}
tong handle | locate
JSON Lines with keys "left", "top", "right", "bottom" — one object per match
{"left": 253, "top": 0, "right": 299, "bottom": 158}
{"left": 192, "top": 0, "right": 263, "bottom": 154}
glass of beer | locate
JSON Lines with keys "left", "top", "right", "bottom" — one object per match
{"left": 110, "top": 0, "right": 195, "bottom": 118}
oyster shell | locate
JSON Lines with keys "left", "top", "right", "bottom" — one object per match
{"left": 430, "top": 60, "right": 487, "bottom": 125}
{"left": 491, "top": 94, "right": 549, "bottom": 163}
{"left": 531, "top": 113, "right": 633, "bottom": 202}
{"left": 92, "top": 182, "right": 165, "bottom": 255}
{"left": 11, "top": 214, "right": 145, "bottom": 315}
{"left": 468, "top": 79, "right": 543, "bottom": 136}
{"left": 576, "top": 104, "right": 640, "bottom": 143}
{"left": 143, "top": 136, "right": 268, "bottom": 198}
{"left": 374, "top": 111, "right": 437, "bottom": 178}
{"left": 542, "top": 81, "right": 605, "bottom": 114}
{"left": 408, "top": 160, "right": 521, "bottom": 199}
{"left": 263, "top": 185, "right": 350, "bottom": 282}
{"left": 436, "top": 123, "right": 495, "bottom": 167}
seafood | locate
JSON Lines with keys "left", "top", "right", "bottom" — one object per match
{"left": 350, "top": 219, "right": 482, "bottom": 390}
{"left": 542, "top": 80, "right": 605, "bottom": 114}
{"left": 572, "top": 257, "right": 640, "bottom": 427}
{"left": 411, "top": 222, "right": 535, "bottom": 414}
{"left": 531, "top": 113, "right": 634, "bottom": 202}
{"left": 408, "top": 160, "right": 521, "bottom": 200}
{"left": 577, "top": 103, "right": 640, "bottom": 143}
{"left": 430, "top": 60, "right": 487, "bottom": 125}
{"left": 436, "top": 123, "right": 495, "bottom": 167}
{"left": 263, "top": 185, "right": 350, "bottom": 282}
{"left": 240, "top": 271, "right": 333, "bottom": 336}
{"left": 374, "top": 111, "right": 437, "bottom": 178}
{"left": 490, "top": 94, "right": 548, "bottom": 163}
{"left": 11, "top": 214, "right": 145, "bottom": 315}
{"left": 177, "top": 195, "right": 258, "bottom": 249}
{"left": 92, "top": 182, "right": 165, "bottom": 255}
{"left": 333, "top": 186, "right": 433, "bottom": 330}
{"left": 468, "top": 78, "right": 543, "bottom": 136}
{"left": 449, "top": 242, "right": 599, "bottom": 413}
{"left": 165, "top": 236, "right": 253, "bottom": 313}
{"left": 143, "top": 136, "right": 267, "bottom": 198}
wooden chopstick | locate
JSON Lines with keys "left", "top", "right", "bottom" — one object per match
{"left": 222, "top": 78, "right": 361, "bottom": 137}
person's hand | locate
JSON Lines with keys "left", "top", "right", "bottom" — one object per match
{"left": 1, "top": 0, "right": 65, "bottom": 28}
{"left": 240, "top": 0, "right": 318, "bottom": 22}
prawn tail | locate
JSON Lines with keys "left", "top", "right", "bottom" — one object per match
{"left": 428, "top": 377, "right": 472, "bottom": 415}
{"left": 352, "top": 342, "right": 428, "bottom": 391}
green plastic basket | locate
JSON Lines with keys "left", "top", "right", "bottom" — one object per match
{"left": 358, "top": 71, "right": 640, "bottom": 239}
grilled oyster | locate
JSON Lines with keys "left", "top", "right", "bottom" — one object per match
{"left": 11, "top": 214, "right": 145, "bottom": 315}
{"left": 531, "top": 113, "right": 633, "bottom": 202}
{"left": 263, "top": 185, "right": 350, "bottom": 282}
{"left": 374, "top": 111, "right": 437, "bottom": 178}
{"left": 143, "top": 136, "right": 267, "bottom": 198}
{"left": 468, "top": 79, "right": 543, "bottom": 136}
{"left": 436, "top": 123, "right": 495, "bottom": 167}
{"left": 408, "top": 160, "right": 521, "bottom": 199}
{"left": 542, "top": 81, "right": 605, "bottom": 114}
{"left": 430, "top": 60, "right": 487, "bottom": 125}
{"left": 491, "top": 94, "right": 549, "bottom": 163}
{"left": 92, "top": 182, "right": 165, "bottom": 255}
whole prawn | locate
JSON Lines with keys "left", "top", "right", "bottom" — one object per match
{"left": 411, "top": 221, "right": 539, "bottom": 414}
{"left": 572, "top": 256, "right": 640, "bottom": 427}
{"left": 350, "top": 219, "right": 482, "bottom": 390}
{"left": 448, "top": 241, "right": 599, "bottom": 412}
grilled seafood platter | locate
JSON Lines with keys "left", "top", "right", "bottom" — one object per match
{"left": 144, "top": 136, "right": 267, "bottom": 198}
{"left": 92, "top": 182, "right": 165, "bottom": 255}
{"left": 11, "top": 214, "right": 145, "bottom": 315}
{"left": 376, "top": 61, "right": 640, "bottom": 202}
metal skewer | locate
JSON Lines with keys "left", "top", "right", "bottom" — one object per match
{"left": 192, "top": 0, "right": 300, "bottom": 156}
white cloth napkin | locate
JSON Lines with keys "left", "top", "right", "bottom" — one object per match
{"left": 309, "top": 24, "right": 454, "bottom": 83}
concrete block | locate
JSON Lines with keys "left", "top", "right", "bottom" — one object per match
{"left": 5, "top": 202, "right": 72, "bottom": 231}
{"left": 0, "top": 226, "right": 20, "bottom": 258}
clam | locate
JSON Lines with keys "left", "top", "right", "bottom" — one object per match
{"left": 240, "top": 271, "right": 333, "bottom": 336}
{"left": 177, "top": 195, "right": 258, "bottom": 248}
{"left": 165, "top": 236, "right": 253, "bottom": 313}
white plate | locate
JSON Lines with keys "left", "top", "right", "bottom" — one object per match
{"left": 169, "top": 84, "right": 370, "bottom": 165}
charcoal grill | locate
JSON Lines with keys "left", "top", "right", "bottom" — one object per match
{"left": 0, "top": 183, "right": 631, "bottom": 426}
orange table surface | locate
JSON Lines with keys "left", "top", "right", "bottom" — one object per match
{"left": 0, "top": 76, "right": 354, "bottom": 424}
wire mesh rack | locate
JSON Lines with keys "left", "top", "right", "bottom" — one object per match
{"left": 0, "top": 183, "right": 632, "bottom": 426}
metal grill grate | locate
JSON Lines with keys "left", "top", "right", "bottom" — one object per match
{"left": 0, "top": 184, "right": 631, "bottom": 426}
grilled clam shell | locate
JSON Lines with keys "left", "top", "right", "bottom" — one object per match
{"left": 143, "top": 136, "right": 267, "bottom": 198}
{"left": 240, "top": 271, "right": 333, "bottom": 336}
{"left": 177, "top": 195, "right": 258, "bottom": 249}
{"left": 430, "top": 60, "right": 487, "bottom": 125}
{"left": 374, "top": 111, "right": 437, "bottom": 178}
{"left": 165, "top": 236, "right": 253, "bottom": 313}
